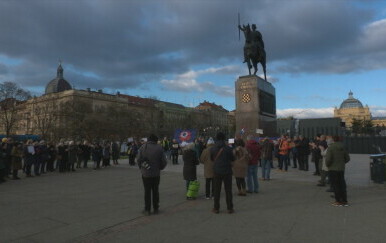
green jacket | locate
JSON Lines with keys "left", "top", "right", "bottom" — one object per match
{"left": 325, "top": 142, "right": 350, "bottom": 171}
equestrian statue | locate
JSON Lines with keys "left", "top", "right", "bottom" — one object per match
{"left": 238, "top": 23, "right": 267, "bottom": 81}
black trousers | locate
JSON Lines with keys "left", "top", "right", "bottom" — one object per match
{"left": 142, "top": 176, "right": 160, "bottom": 211}
{"left": 235, "top": 177, "right": 246, "bottom": 191}
{"left": 292, "top": 153, "right": 298, "bottom": 168}
{"left": 298, "top": 154, "right": 309, "bottom": 171}
{"left": 314, "top": 158, "right": 320, "bottom": 174}
{"left": 171, "top": 154, "right": 178, "bottom": 164}
{"left": 213, "top": 174, "right": 233, "bottom": 211}
{"left": 205, "top": 178, "right": 214, "bottom": 198}
{"left": 329, "top": 170, "right": 347, "bottom": 203}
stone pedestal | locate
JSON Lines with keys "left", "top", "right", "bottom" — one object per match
{"left": 235, "top": 75, "right": 277, "bottom": 139}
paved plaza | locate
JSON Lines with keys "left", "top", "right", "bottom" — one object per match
{"left": 1, "top": 154, "right": 386, "bottom": 243}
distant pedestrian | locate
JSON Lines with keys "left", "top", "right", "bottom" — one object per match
{"left": 92, "top": 143, "right": 103, "bottom": 170}
{"left": 200, "top": 137, "right": 215, "bottom": 199}
{"left": 326, "top": 136, "right": 350, "bottom": 207}
{"left": 246, "top": 135, "right": 261, "bottom": 193}
{"left": 182, "top": 143, "right": 199, "bottom": 199}
{"left": 233, "top": 138, "right": 249, "bottom": 196}
{"left": 10, "top": 142, "right": 23, "bottom": 180}
{"left": 210, "top": 132, "right": 235, "bottom": 214}
{"left": 137, "top": 134, "right": 167, "bottom": 216}
{"left": 260, "top": 137, "right": 274, "bottom": 180}
{"left": 67, "top": 141, "right": 77, "bottom": 172}
{"left": 298, "top": 135, "right": 310, "bottom": 171}
{"left": 111, "top": 141, "right": 120, "bottom": 165}
{"left": 170, "top": 139, "right": 180, "bottom": 165}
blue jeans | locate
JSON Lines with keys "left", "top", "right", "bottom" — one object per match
{"left": 247, "top": 165, "right": 259, "bottom": 192}
{"left": 261, "top": 159, "right": 272, "bottom": 179}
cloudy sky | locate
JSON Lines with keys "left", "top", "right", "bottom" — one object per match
{"left": 1, "top": 0, "right": 386, "bottom": 118}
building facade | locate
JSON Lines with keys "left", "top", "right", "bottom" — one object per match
{"left": 6, "top": 64, "right": 232, "bottom": 141}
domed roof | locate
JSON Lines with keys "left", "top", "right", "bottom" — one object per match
{"left": 45, "top": 63, "right": 72, "bottom": 94}
{"left": 339, "top": 91, "right": 363, "bottom": 109}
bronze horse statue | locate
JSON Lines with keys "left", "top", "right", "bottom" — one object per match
{"left": 239, "top": 24, "right": 267, "bottom": 81}
{"left": 246, "top": 45, "right": 266, "bottom": 81}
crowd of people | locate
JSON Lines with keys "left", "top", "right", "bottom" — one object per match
{"left": 1, "top": 131, "right": 350, "bottom": 215}
{"left": 136, "top": 132, "right": 350, "bottom": 215}
{"left": 0, "top": 138, "right": 121, "bottom": 183}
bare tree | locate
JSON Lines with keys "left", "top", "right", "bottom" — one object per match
{"left": 0, "top": 82, "right": 31, "bottom": 136}
{"left": 32, "top": 99, "right": 58, "bottom": 140}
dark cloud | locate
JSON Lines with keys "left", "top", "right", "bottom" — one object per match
{"left": 0, "top": 0, "right": 382, "bottom": 92}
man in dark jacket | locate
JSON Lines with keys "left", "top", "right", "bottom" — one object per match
{"left": 210, "top": 132, "right": 235, "bottom": 214}
{"left": 326, "top": 136, "right": 350, "bottom": 206}
{"left": 137, "top": 134, "right": 167, "bottom": 216}
{"left": 297, "top": 135, "right": 310, "bottom": 171}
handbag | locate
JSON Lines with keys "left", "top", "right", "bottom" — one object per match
{"left": 186, "top": 180, "right": 200, "bottom": 198}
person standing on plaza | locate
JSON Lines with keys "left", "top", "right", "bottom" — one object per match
{"left": 326, "top": 136, "right": 350, "bottom": 206}
{"left": 292, "top": 136, "right": 300, "bottom": 168}
{"left": 137, "top": 134, "right": 167, "bottom": 216}
{"left": 194, "top": 138, "right": 205, "bottom": 161}
{"left": 76, "top": 141, "right": 83, "bottom": 169}
{"left": 91, "top": 142, "right": 103, "bottom": 170}
{"left": 47, "top": 142, "right": 57, "bottom": 172}
{"left": 182, "top": 143, "right": 199, "bottom": 199}
{"left": 161, "top": 137, "right": 170, "bottom": 161}
{"left": 298, "top": 135, "right": 310, "bottom": 171}
{"left": 261, "top": 137, "right": 274, "bottom": 180}
{"left": 170, "top": 139, "right": 180, "bottom": 165}
{"left": 79, "top": 141, "right": 91, "bottom": 168}
{"left": 278, "top": 135, "right": 290, "bottom": 172}
{"left": 57, "top": 140, "right": 68, "bottom": 173}
{"left": 4, "top": 138, "right": 14, "bottom": 177}
{"left": 245, "top": 135, "right": 261, "bottom": 193}
{"left": 111, "top": 141, "right": 120, "bottom": 165}
{"left": 200, "top": 137, "right": 215, "bottom": 199}
{"left": 0, "top": 144, "right": 6, "bottom": 183}
{"left": 233, "top": 138, "right": 249, "bottom": 196}
{"left": 317, "top": 137, "right": 329, "bottom": 187}
{"left": 311, "top": 135, "right": 321, "bottom": 176}
{"left": 128, "top": 141, "right": 138, "bottom": 166}
{"left": 10, "top": 142, "right": 23, "bottom": 180}
{"left": 102, "top": 142, "right": 111, "bottom": 167}
{"left": 67, "top": 141, "right": 77, "bottom": 172}
{"left": 23, "top": 140, "right": 35, "bottom": 177}
{"left": 210, "top": 132, "right": 235, "bottom": 214}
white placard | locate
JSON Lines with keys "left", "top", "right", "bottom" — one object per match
{"left": 127, "top": 137, "right": 134, "bottom": 142}
{"left": 28, "top": 145, "right": 35, "bottom": 155}
{"left": 256, "top": 129, "right": 264, "bottom": 134}
{"left": 228, "top": 138, "right": 235, "bottom": 144}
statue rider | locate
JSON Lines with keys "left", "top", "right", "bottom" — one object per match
{"left": 238, "top": 23, "right": 265, "bottom": 63}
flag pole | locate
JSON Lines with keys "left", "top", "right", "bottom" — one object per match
{"left": 238, "top": 12, "right": 240, "bottom": 41}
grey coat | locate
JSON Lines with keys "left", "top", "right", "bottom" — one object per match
{"left": 137, "top": 142, "right": 167, "bottom": 177}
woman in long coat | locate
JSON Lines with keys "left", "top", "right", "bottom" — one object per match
{"left": 200, "top": 138, "right": 215, "bottom": 199}
{"left": 233, "top": 138, "right": 249, "bottom": 196}
{"left": 183, "top": 143, "right": 199, "bottom": 199}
